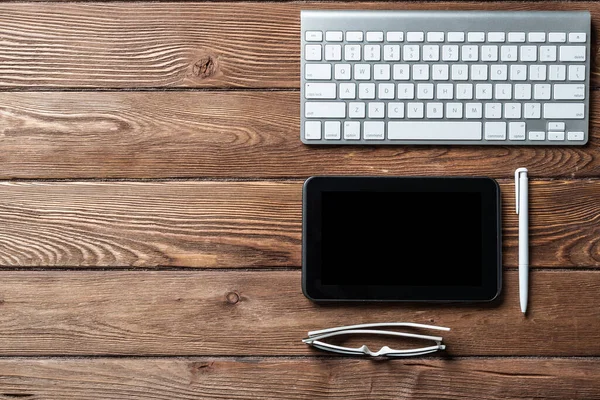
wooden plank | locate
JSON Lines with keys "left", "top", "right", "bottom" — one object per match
{"left": 0, "top": 180, "right": 598, "bottom": 268}
{"left": 0, "top": 270, "right": 598, "bottom": 356}
{"left": 1, "top": 91, "right": 599, "bottom": 179}
{"left": 0, "top": 358, "right": 599, "bottom": 399}
{"left": 0, "top": 2, "right": 598, "bottom": 89}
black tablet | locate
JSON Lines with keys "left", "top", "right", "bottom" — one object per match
{"left": 302, "top": 176, "right": 502, "bottom": 302}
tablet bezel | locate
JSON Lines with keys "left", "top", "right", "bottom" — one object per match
{"left": 302, "top": 176, "right": 502, "bottom": 302}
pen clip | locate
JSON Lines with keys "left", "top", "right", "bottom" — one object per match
{"left": 514, "top": 168, "right": 528, "bottom": 215}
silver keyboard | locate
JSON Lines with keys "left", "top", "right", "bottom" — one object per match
{"left": 300, "top": 11, "right": 590, "bottom": 145}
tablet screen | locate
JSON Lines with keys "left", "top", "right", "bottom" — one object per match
{"left": 321, "top": 191, "right": 482, "bottom": 286}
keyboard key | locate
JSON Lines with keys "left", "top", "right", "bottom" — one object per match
{"left": 452, "top": 64, "right": 469, "bottom": 80}
{"left": 417, "top": 83, "right": 434, "bottom": 99}
{"left": 485, "top": 103, "right": 502, "bottom": 119}
{"left": 325, "top": 31, "right": 343, "bottom": 42}
{"left": 528, "top": 32, "right": 546, "bottom": 43}
{"left": 560, "top": 46, "right": 586, "bottom": 62}
{"left": 567, "top": 131, "right": 585, "bottom": 141}
{"left": 427, "top": 103, "right": 444, "bottom": 118}
{"left": 305, "top": 45, "right": 322, "bottom": 61}
{"left": 364, "top": 121, "right": 385, "bottom": 140}
{"left": 374, "top": 64, "right": 391, "bottom": 80}
{"left": 549, "top": 65, "right": 566, "bottom": 81}
{"left": 358, "top": 83, "right": 375, "bottom": 99}
{"left": 437, "top": 83, "right": 453, "bottom": 99}
{"left": 305, "top": 121, "right": 321, "bottom": 139}
{"left": 304, "top": 83, "right": 336, "bottom": 99}
{"left": 378, "top": 83, "right": 395, "bottom": 99}
{"left": 368, "top": 103, "right": 385, "bottom": 118}
{"left": 548, "top": 131, "right": 565, "bottom": 141}
{"left": 514, "top": 84, "right": 532, "bottom": 100}
{"left": 529, "top": 131, "right": 545, "bottom": 140}
{"left": 544, "top": 103, "right": 585, "bottom": 119}
{"left": 412, "top": 64, "right": 429, "bottom": 80}
{"left": 447, "top": 32, "right": 465, "bottom": 42}
{"left": 490, "top": 65, "right": 508, "bottom": 80}
{"left": 427, "top": 32, "right": 444, "bottom": 42}
{"left": 456, "top": 84, "right": 473, "bottom": 100}
{"left": 467, "top": 32, "right": 485, "bottom": 42}
{"left": 344, "top": 45, "right": 361, "bottom": 61}
{"left": 354, "top": 64, "right": 371, "bottom": 80}
{"left": 540, "top": 46, "right": 557, "bottom": 62}
{"left": 548, "top": 122, "right": 565, "bottom": 131}
{"left": 324, "top": 121, "right": 341, "bottom": 140}
{"left": 482, "top": 46, "right": 498, "bottom": 61}
{"left": 344, "top": 121, "right": 361, "bottom": 140}
{"left": 388, "top": 122, "right": 482, "bottom": 140}
{"left": 397, "top": 83, "right": 415, "bottom": 99}
{"left": 509, "top": 122, "right": 526, "bottom": 140}
{"left": 442, "top": 45, "right": 459, "bottom": 61}
{"left": 495, "top": 84, "right": 511, "bottom": 100}
{"left": 407, "top": 102, "right": 424, "bottom": 118}
{"left": 423, "top": 45, "right": 440, "bottom": 61}
{"left": 549, "top": 32, "right": 566, "bottom": 43}
{"left": 568, "top": 65, "right": 586, "bottom": 81}
{"left": 534, "top": 84, "right": 551, "bottom": 100}
{"left": 366, "top": 31, "right": 384, "bottom": 42}
{"left": 520, "top": 46, "right": 537, "bottom": 62}
{"left": 383, "top": 45, "right": 401, "bottom": 61}
{"left": 346, "top": 31, "right": 363, "bottom": 42}
{"left": 305, "top": 102, "right": 346, "bottom": 118}
{"left": 471, "top": 65, "right": 487, "bottom": 81}
{"left": 488, "top": 32, "right": 505, "bottom": 43}
{"left": 461, "top": 45, "right": 479, "bottom": 61}
{"left": 324, "top": 45, "right": 342, "bottom": 61}
{"left": 530, "top": 65, "right": 547, "bottom": 81}
{"left": 500, "top": 46, "right": 517, "bottom": 61}
{"left": 339, "top": 82, "right": 356, "bottom": 99}
{"left": 504, "top": 103, "right": 521, "bottom": 119}
{"left": 364, "top": 45, "right": 381, "bottom": 61}
{"left": 485, "top": 122, "right": 506, "bottom": 140}
{"left": 403, "top": 45, "right": 420, "bottom": 61}
{"left": 305, "top": 64, "right": 331, "bottom": 80}
{"left": 524, "top": 103, "right": 541, "bottom": 119}
{"left": 465, "top": 103, "right": 482, "bottom": 119}
{"left": 554, "top": 84, "right": 585, "bottom": 100}
{"left": 387, "top": 32, "right": 404, "bottom": 42}
{"left": 510, "top": 65, "right": 527, "bottom": 81}
{"left": 305, "top": 31, "right": 323, "bottom": 42}
{"left": 432, "top": 65, "right": 449, "bottom": 80}
{"left": 569, "top": 32, "right": 586, "bottom": 43}
{"left": 393, "top": 64, "right": 410, "bottom": 80}
{"left": 334, "top": 64, "right": 351, "bottom": 80}
{"left": 405, "top": 102, "right": 423, "bottom": 119}
{"left": 348, "top": 102, "right": 366, "bottom": 118}
{"left": 388, "top": 102, "right": 405, "bottom": 118}
{"left": 508, "top": 32, "right": 525, "bottom": 42}
{"left": 476, "top": 83, "right": 492, "bottom": 99}
{"left": 407, "top": 32, "right": 424, "bottom": 42}
{"left": 446, "top": 102, "right": 463, "bottom": 118}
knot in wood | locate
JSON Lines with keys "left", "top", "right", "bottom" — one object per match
{"left": 193, "top": 55, "right": 217, "bottom": 78}
{"left": 226, "top": 291, "right": 240, "bottom": 304}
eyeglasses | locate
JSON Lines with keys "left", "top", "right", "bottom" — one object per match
{"left": 302, "top": 322, "right": 450, "bottom": 357}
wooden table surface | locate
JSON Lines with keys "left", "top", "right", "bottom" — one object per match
{"left": 0, "top": 1, "right": 599, "bottom": 398}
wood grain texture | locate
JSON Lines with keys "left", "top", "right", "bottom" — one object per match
{"left": 0, "top": 358, "right": 599, "bottom": 400}
{"left": 0, "top": 270, "right": 598, "bottom": 356}
{"left": 1, "top": 91, "right": 599, "bottom": 179}
{"left": 0, "top": 2, "right": 598, "bottom": 89}
{"left": 0, "top": 180, "right": 598, "bottom": 268}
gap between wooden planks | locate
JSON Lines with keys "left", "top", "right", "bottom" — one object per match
{"left": 0, "top": 358, "right": 598, "bottom": 399}
{"left": 0, "top": 2, "right": 598, "bottom": 88}
{"left": 0, "top": 270, "right": 598, "bottom": 356}
{"left": 0, "top": 91, "right": 599, "bottom": 179}
{"left": 0, "top": 180, "right": 598, "bottom": 268}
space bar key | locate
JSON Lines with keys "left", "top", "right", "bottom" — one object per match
{"left": 388, "top": 122, "right": 482, "bottom": 140}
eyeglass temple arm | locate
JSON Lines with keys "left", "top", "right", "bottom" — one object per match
{"left": 308, "top": 322, "right": 450, "bottom": 337}
{"left": 303, "top": 328, "right": 444, "bottom": 344}
{"left": 307, "top": 340, "right": 445, "bottom": 357}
